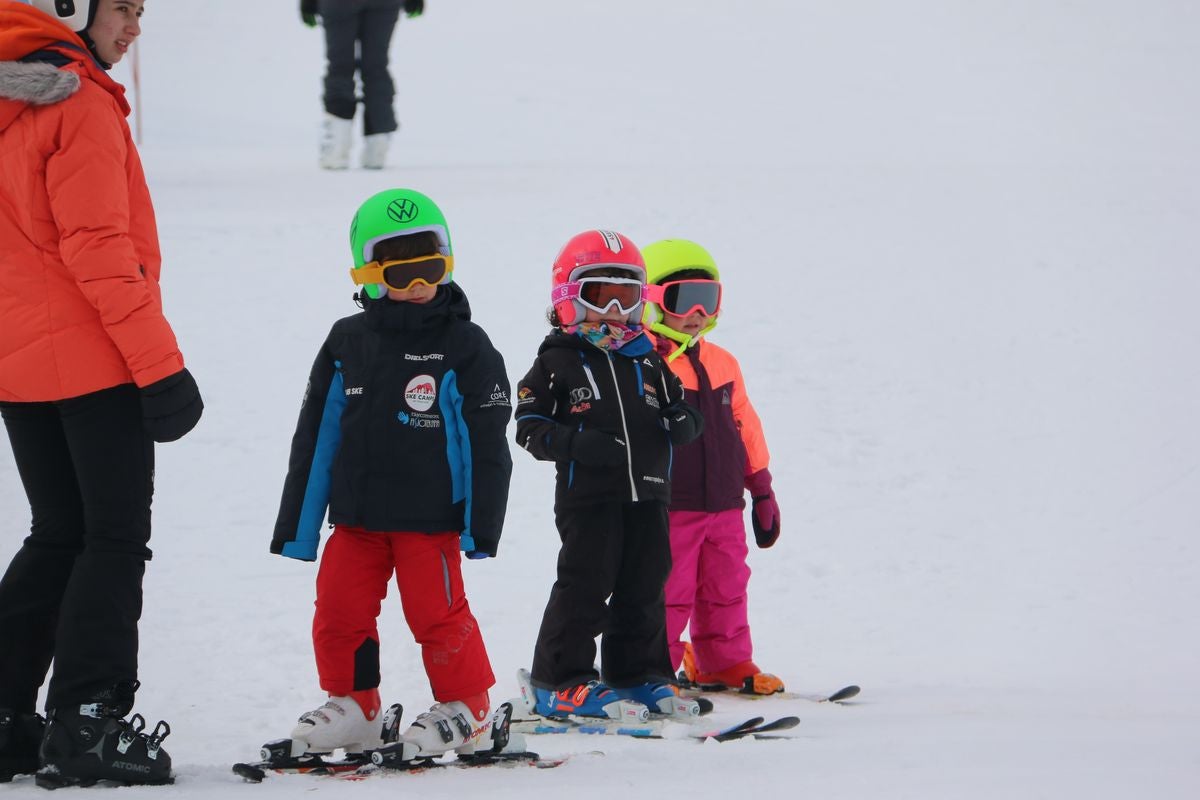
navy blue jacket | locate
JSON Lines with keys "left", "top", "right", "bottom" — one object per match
{"left": 271, "top": 284, "right": 512, "bottom": 560}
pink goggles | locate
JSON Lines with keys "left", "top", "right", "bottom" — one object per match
{"left": 553, "top": 276, "right": 648, "bottom": 315}
{"left": 645, "top": 279, "right": 722, "bottom": 317}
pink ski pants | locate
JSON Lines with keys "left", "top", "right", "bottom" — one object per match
{"left": 665, "top": 508, "right": 753, "bottom": 673}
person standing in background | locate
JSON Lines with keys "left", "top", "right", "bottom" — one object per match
{"left": 0, "top": 0, "right": 202, "bottom": 788}
{"left": 300, "top": 0, "right": 425, "bottom": 170}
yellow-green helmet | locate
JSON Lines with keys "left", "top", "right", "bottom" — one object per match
{"left": 642, "top": 239, "right": 721, "bottom": 360}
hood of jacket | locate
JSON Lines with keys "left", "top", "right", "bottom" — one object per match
{"left": 0, "top": 1, "right": 128, "bottom": 133}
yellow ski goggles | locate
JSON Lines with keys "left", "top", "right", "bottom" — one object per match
{"left": 350, "top": 254, "right": 454, "bottom": 292}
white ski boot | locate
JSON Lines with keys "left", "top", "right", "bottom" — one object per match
{"left": 318, "top": 113, "right": 353, "bottom": 170}
{"left": 361, "top": 133, "right": 391, "bottom": 169}
{"left": 289, "top": 696, "right": 381, "bottom": 755}
{"left": 399, "top": 700, "right": 490, "bottom": 757}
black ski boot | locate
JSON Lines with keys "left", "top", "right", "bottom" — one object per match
{"left": 0, "top": 709, "right": 45, "bottom": 782}
{"left": 36, "top": 702, "right": 172, "bottom": 788}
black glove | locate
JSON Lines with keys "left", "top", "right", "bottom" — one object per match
{"left": 404, "top": 0, "right": 424, "bottom": 18}
{"left": 660, "top": 400, "right": 703, "bottom": 445}
{"left": 569, "top": 429, "right": 627, "bottom": 466}
{"left": 140, "top": 368, "right": 203, "bottom": 443}
{"left": 300, "top": 0, "right": 318, "bottom": 27}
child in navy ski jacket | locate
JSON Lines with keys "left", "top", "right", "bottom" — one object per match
{"left": 513, "top": 230, "right": 703, "bottom": 720}
{"left": 270, "top": 189, "right": 511, "bottom": 759}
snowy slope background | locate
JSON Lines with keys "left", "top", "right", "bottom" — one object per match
{"left": 2, "top": 0, "right": 1198, "bottom": 796}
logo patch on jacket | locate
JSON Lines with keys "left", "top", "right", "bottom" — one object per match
{"left": 482, "top": 383, "right": 510, "bottom": 409}
{"left": 405, "top": 375, "right": 437, "bottom": 411}
{"left": 397, "top": 410, "right": 441, "bottom": 429}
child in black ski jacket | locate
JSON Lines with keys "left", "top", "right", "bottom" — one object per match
{"left": 514, "top": 229, "right": 703, "bottom": 720}
{"left": 270, "top": 189, "right": 511, "bottom": 760}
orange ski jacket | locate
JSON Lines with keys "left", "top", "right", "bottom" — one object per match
{"left": 656, "top": 337, "right": 770, "bottom": 512}
{"left": 0, "top": 3, "right": 184, "bottom": 402}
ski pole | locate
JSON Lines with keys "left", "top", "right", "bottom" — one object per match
{"left": 132, "top": 39, "right": 142, "bottom": 145}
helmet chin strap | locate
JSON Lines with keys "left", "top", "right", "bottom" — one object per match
{"left": 647, "top": 304, "right": 719, "bottom": 362}
{"left": 79, "top": 30, "right": 112, "bottom": 70}
{"left": 648, "top": 308, "right": 696, "bottom": 362}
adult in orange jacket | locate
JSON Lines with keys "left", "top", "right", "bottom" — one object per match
{"left": 0, "top": 0, "right": 200, "bottom": 787}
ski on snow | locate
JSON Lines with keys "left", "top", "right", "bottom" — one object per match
{"left": 508, "top": 710, "right": 800, "bottom": 742}
{"left": 232, "top": 701, "right": 564, "bottom": 782}
{"left": 675, "top": 674, "right": 861, "bottom": 704}
{"left": 507, "top": 668, "right": 802, "bottom": 741}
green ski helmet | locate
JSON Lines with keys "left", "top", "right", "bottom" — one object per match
{"left": 641, "top": 239, "right": 722, "bottom": 361}
{"left": 349, "top": 188, "right": 453, "bottom": 300}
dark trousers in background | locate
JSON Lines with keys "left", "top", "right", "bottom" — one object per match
{"left": 531, "top": 500, "right": 674, "bottom": 690}
{"left": 0, "top": 384, "right": 153, "bottom": 713}
{"left": 319, "top": 0, "right": 403, "bottom": 135}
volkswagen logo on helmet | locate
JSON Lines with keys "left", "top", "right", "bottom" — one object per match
{"left": 387, "top": 198, "right": 419, "bottom": 223}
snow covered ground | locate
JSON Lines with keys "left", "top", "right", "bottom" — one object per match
{"left": 2, "top": 0, "right": 1198, "bottom": 796}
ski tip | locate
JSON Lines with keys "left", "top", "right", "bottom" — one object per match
{"left": 826, "top": 685, "right": 861, "bottom": 703}
{"left": 232, "top": 763, "right": 266, "bottom": 783}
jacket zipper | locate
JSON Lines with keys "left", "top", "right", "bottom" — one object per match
{"left": 605, "top": 353, "right": 638, "bottom": 501}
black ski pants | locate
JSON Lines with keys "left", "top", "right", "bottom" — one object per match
{"left": 319, "top": 0, "right": 403, "bottom": 135}
{"left": 531, "top": 500, "right": 675, "bottom": 690}
{"left": 0, "top": 384, "right": 153, "bottom": 713}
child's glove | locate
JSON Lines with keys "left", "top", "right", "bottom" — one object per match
{"left": 745, "top": 468, "right": 780, "bottom": 548}
{"left": 569, "top": 429, "right": 627, "bottom": 466}
{"left": 140, "top": 368, "right": 203, "bottom": 443}
{"left": 300, "top": 0, "right": 318, "bottom": 27}
{"left": 660, "top": 401, "right": 703, "bottom": 445}
{"left": 404, "top": 0, "right": 425, "bottom": 18}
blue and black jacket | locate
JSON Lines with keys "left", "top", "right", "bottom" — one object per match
{"left": 271, "top": 284, "right": 512, "bottom": 560}
{"left": 514, "top": 330, "right": 697, "bottom": 510}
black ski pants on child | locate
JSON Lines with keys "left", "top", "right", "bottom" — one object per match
{"left": 531, "top": 500, "right": 675, "bottom": 690}
{"left": 319, "top": 0, "right": 403, "bottom": 135}
{"left": 0, "top": 384, "right": 154, "bottom": 713}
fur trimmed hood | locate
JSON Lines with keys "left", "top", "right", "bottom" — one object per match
{"left": 0, "top": 60, "right": 80, "bottom": 105}
{"left": 0, "top": 0, "right": 127, "bottom": 132}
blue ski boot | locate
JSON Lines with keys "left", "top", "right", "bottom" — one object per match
{"left": 614, "top": 682, "right": 701, "bottom": 719}
{"left": 516, "top": 668, "right": 645, "bottom": 720}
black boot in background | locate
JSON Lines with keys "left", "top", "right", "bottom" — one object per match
{"left": 0, "top": 709, "right": 45, "bottom": 782}
{"left": 36, "top": 701, "right": 172, "bottom": 788}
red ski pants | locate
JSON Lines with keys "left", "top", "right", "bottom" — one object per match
{"left": 313, "top": 526, "right": 494, "bottom": 702}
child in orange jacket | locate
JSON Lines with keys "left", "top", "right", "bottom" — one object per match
{"left": 642, "top": 239, "right": 783, "bottom": 694}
